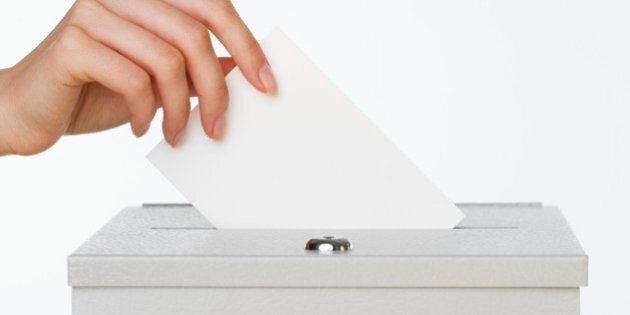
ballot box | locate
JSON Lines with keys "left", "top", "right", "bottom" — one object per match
{"left": 68, "top": 203, "right": 588, "bottom": 315}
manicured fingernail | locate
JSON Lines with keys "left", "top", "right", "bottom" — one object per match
{"left": 213, "top": 114, "right": 226, "bottom": 139}
{"left": 259, "top": 64, "right": 277, "bottom": 95}
{"left": 172, "top": 130, "right": 185, "bottom": 147}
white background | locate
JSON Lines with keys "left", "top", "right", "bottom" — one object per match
{"left": 0, "top": 0, "right": 628, "bottom": 313}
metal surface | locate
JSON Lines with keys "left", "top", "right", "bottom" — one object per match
{"left": 73, "top": 287, "right": 580, "bottom": 315}
{"left": 68, "top": 203, "right": 588, "bottom": 288}
{"left": 69, "top": 202, "right": 587, "bottom": 315}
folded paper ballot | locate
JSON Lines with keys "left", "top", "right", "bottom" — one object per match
{"left": 148, "top": 29, "right": 464, "bottom": 229}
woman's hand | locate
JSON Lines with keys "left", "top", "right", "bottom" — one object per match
{"left": 0, "top": 0, "right": 277, "bottom": 156}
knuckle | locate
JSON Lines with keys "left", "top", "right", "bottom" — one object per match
{"left": 124, "top": 71, "right": 151, "bottom": 98}
{"left": 49, "top": 26, "right": 86, "bottom": 75}
{"left": 209, "top": 0, "right": 233, "bottom": 11}
{"left": 69, "top": 0, "right": 99, "bottom": 21}
{"left": 182, "top": 23, "right": 210, "bottom": 49}
{"left": 55, "top": 26, "right": 85, "bottom": 54}
{"left": 200, "top": 1, "right": 236, "bottom": 32}
{"left": 158, "top": 49, "right": 185, "bottom": 79}
{"left": 236, "top": 37, "right": 261, "bottom": 59}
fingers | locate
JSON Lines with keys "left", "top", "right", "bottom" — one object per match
{"left": 97, "top": 0, "right": 230, "bottom": 139}
{"left": 164, "top": 0, "right": 277, "bottom": 94}
{"left": 57, "top": 0, "right": 270, "bottom": 142}
{"left": 66, "top": 0, "right": 190, "bottom": 146}
{"left": 186, "top": 57, "right": 236, "bottom": 97}
{"left": 49, "top": 25, "right": 156, "bottom": 137}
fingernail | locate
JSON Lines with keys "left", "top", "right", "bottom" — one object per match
{"left": 259, "top": 64, "right": 277, "bottom": 95}
{"left": 172, "top": 130, "right": 185, "bottom": 147}
{"left": 213, "top": 114, "right": 226, "bottom": 139}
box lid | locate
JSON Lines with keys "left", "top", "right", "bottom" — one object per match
{"left": 68, "top": 203, "right": 587, "bottom": 288}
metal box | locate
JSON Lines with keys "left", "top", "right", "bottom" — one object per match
{"left": 68, "top": 203, "right": 588, "bottom": 314}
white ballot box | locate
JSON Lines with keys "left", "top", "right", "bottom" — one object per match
{"left": 68, "top": 203, "right": 587, "bottom": 315}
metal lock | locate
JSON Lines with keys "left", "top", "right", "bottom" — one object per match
{"left": 305, "top": 236, "right": 352, "bottom": 253}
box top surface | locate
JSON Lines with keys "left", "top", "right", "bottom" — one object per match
{"left": 68, "top": 203, "right": 587, "bottom": 288}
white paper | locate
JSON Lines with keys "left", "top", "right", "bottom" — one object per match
{"left": 148, "top": 29, "right": 464, "bottom": 229}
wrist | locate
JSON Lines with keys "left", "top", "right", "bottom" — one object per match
{"left": 0, "top": 68, "right": 16, "bottom": 155}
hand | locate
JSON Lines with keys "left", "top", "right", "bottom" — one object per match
{"left": 0, "top": 0, "right": 277, "bottom": 156}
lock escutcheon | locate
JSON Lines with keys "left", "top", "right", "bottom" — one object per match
{"left": 305, "top": 236, "right": 352, "bottom": 252}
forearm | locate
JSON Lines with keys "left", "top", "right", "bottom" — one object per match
{"left": 0, "top": 68, "right": 15, "bottom": 155}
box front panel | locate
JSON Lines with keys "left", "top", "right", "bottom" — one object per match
{"left": 73, "top": 287, "right": 579, "bottom": 315}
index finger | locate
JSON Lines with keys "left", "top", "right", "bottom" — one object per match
{"left": 164, "top": 0, "right": 277, "bottom": 94}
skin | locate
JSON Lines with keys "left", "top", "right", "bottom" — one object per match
{"left": 0, "top": 0, "right": 277, "bottom": 156}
